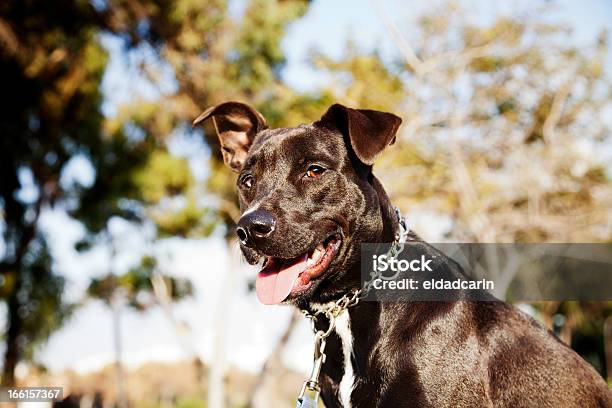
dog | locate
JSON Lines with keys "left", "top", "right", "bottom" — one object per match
{"left": 194, "top": 102, "right": 612, "bottom": 407}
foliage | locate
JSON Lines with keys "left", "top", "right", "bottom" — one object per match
{"left": 316, "top": 6, "right": 612, "bottom": 243}
{"left": 0, "top": 0, "right": 316, "bottom": 387}
{"left": 10, "top": 235, "right": 75, "bottom": 361}
{"left": 0, "top": 0, "right": 117, "bottom": 385}
{"left": 88, "top": 255, "right": 193, "bottom": 310}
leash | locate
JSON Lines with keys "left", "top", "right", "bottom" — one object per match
{"left": 296, "top": 207, "right": 409, "bottom": 408}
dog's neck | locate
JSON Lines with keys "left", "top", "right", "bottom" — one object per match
{"left": 371, "top": 174, "right": 399, "bottom": 243}
{"left": 305, "top": 174, "right": 421, "bottom": 402}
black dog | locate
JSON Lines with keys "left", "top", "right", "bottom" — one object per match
{"left": 194, "top": 102, "right": 612, "bottom": 407}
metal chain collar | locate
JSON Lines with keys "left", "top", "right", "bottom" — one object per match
{"left": 296, "top": 207, "right": 409, "bottom": 407}
{"left": 301, "top": 206, "right": 409, "bottom": 333}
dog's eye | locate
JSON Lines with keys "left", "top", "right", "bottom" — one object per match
{"left": 305, "top": 165, "right": 326, "bottom": 178}
{"left": 240, "top": 174, "right": 254, "bottom": 189}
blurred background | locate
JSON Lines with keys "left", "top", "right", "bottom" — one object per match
{"left": 1, "top": 0, "right": 612, "bottom": 406}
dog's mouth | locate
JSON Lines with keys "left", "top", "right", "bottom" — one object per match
{"left": 255, "top": 234, "right": 342, "bottom": 305}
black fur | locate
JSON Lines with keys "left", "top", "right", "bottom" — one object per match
{"left": 196, "top": 102, "right": 612, "bottom": 407}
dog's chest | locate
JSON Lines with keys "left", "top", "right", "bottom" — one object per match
{"left": 335, "top": 310, "right": 355, "bottom": 408}
{"left": 310, "top": 304, "right": 356, "bottom": 408}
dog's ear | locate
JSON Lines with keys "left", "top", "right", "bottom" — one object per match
{"left": 193, "top": 101, "right": 267, "bottom": 172}
{"left": 318, "top": 104, "right": 401, "bottom": 165}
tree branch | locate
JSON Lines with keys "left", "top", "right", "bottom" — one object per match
{"left": 369, "top": 0, "right": 424, "bottom": 75}
{"left": 542, "top": 81, "right": 572, "bottom": 142}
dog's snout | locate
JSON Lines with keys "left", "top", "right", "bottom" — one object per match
{"left": 236, "top": 209, "right": 276, "bottom": 246}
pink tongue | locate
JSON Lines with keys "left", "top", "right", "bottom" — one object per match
{"left": 256, "top": 254, "right": 308, "bottom": 305}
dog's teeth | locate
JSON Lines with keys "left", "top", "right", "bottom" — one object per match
{"left": 309, "top": 247, "right": 323, "bottom": 264}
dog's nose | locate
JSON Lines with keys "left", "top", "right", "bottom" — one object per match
{"left": 236, "top": 209, "right": 276, "bottom": 246}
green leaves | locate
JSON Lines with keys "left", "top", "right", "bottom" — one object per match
{"left": 153, "top": 198, "right": 218, "bottom": 238}
{"left": 133, "top": 150, "right": 194, "bottom": 204}
{"left": 13, "top": 235, "right": 74, "bottom": 362}
{"left": 87, "top": 255, "right": 193, "bottom": 311}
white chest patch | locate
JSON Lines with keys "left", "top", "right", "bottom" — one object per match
{"left": 335, "top": 310, "right": 354, "bottom": 408}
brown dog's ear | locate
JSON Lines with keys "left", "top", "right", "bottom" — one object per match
{"left": 193, "top": 101, "right": 267, "bottom": 172}
{"left": 319, "top": 104, "right": 402, "bottom": 165}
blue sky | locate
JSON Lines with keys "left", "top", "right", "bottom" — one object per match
{"left": 33, "top": 0, "right": 612, "bottom": 378}
{"left": 100, "top": 0, "right": 612, "bottom": 113}
{"left": 280, "top": 0, "right": 612, "bottom": 90}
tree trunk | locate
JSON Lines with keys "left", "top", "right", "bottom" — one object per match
{"left": 604, "top": 316, "right": 612, "bottom": 382}
{"left": 1, "top": 199, "right": 41, "bottom": 387}
{"left": 112, "top": 296, "right": 127, "bottom": 408}
{"left": 2, "top": 280, "right": 22, "bottom": 387}
{"left": 208, "top": 242, "right": 238, "bottom": 408}
{"left": 247, "top": 309, "right": 300, "bottom": 408}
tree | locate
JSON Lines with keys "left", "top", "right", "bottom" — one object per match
{"left": 1, "top": 0, "right": 321, "bottom": 400}
{"left": 0, "top": 0, "right": 114, "bottom": 385}
{"left": 0, "top": 0, "right": 203, "bottom": 386}
{"left": 87, "top": 255, "right": 192, "bottom": 407}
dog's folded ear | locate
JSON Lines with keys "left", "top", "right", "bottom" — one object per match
{"left": 319, "top": 104, "right": 402, "bottom": 166}
{"left": 193, "top": 101, "right": 267, "bottom": 172}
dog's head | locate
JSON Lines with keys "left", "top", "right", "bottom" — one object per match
{"left": 194, "top": 102, "right": 401, "bottom": 306}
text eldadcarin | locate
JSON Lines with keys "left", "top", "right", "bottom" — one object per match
{"left": 370, "top": 254, "right": 495, "bottom": 291}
